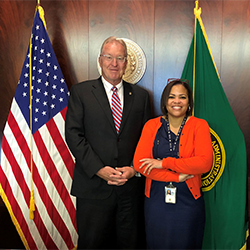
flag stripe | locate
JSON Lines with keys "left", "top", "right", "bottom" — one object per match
{"left": 60, "top": 106, "right": 67, "bottom": 120}
{"left": 46, "top": 112, "right": 75, "bottom": 179}
{"left": 52, "top": 109, "right": 75, "bottom": 178}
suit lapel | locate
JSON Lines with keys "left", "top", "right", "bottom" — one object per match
{"left": 91, "top": 78, "right": 117, "bottom": 133}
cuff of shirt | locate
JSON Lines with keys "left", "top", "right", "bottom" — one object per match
{"left": 131, "top": 165, "right": 141, "bottom": 177}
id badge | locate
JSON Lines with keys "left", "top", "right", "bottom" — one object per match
{"left": 165, "top": 183, "right": 177, "bottom": 204}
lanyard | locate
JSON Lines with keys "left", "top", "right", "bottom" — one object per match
{"left": 165, "top": 115, "right": 187, "bottom": 152}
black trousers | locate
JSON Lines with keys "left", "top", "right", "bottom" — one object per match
{"left": 76, "top": 188, "right": 146, "bottom": 249}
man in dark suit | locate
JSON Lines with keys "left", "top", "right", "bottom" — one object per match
{"left": 65, "top": 36, "right": 151, "bottom": 249}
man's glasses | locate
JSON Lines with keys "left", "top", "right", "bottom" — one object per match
{"left": 167, "top": 78, "right": 189, "bottom": 84}
{"left": 100, "top": 54, "right": 127, "bottom": 63}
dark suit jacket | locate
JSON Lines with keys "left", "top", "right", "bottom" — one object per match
{"left": 65, "top": 77, "right": 151, "bottom": 199}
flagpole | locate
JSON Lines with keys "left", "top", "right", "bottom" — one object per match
{"left": 192, "top": 1, "right": 199, "bottom": 116}
{"left": 29, "top": 1, "right": 44, "bottom": 221}
{"left": 193, "top": 1, "right": 220, "bottom": 81}
{"left": 28, "top": 9, "right": 35, "bottom": 219}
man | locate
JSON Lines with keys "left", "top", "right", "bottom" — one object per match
{"left": 65, "top": 36, "right": 151, "bottom": 249}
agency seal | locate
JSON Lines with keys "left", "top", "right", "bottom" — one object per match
{"left": 97, "top": 38, "right": 146, "bottom": 84}
{"left": 201, "top": 128, "right": 226, "bottom": 192}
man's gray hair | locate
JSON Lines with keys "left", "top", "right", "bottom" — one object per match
{"left": 100, "top": 36, "right": 127, "bottom": 57}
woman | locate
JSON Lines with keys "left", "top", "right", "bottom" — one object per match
{"left": 133, "top": 79, "right": 213, "bottom": 249}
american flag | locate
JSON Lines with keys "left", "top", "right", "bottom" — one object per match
{"left": 0, "top": 6, "right": 77, "bottom": 250}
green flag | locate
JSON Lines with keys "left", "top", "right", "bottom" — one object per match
{"left": 181, "top": 2, "right": 248, "bottom": 249}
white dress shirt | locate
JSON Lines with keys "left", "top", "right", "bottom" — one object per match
{"left": 102, "top": 76, "right": 124, "bottom": 110}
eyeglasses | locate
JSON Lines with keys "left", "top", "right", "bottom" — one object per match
{"left": 100, "top": 54, "right": 127, "bottom": 63}
{"left": 167, "top": 78, "right": 189, "bottom": 84}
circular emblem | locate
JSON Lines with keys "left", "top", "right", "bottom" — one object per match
{"left": 201, "top": 128, "right": 226, "bottom": 192}
{"left": 97, "top": 38, "right": 146, "bottom": 84}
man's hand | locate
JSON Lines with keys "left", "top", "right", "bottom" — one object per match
{"left": 97, "top": 166, "right": 135, "bottom": 186}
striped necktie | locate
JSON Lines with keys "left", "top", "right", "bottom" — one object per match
{"left": 111, "top": 86, "right": 122, "bottom": 133}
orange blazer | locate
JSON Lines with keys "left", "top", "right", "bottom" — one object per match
{"left": 133, "top": 116, "right": 213, "bottom": 199}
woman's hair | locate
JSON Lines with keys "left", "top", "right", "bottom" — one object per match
{"left": 100, "top": 36, "right": 127, "bottom": 57}
{"left": 160, "top": 79, "right": 193, "bottom": 116}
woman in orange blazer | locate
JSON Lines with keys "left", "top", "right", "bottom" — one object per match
{"left": 133, "top": 79, "right": 213, "bottom": 249}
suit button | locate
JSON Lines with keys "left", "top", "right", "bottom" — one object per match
{"left": 117, "top": 138, "right": 121, "bottom": 142}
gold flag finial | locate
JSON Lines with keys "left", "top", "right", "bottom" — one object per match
{"left": 195, "top": 0, "right": 198, "bottom": 9}
{"left": 37, "top": 5, "right": 47, "bottom": 30}
{"left": 194, "top": 1, "right": 201, "bottom": 18}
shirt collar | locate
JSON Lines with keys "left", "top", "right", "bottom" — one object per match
{"left": 101, "top": 76, "right": 123, "bottom": 92}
